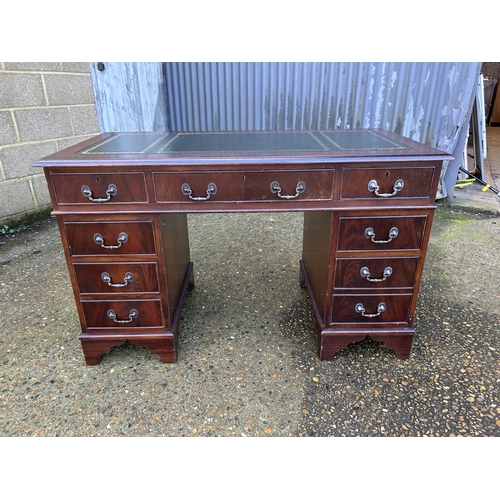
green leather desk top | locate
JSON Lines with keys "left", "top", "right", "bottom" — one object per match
{"left": 34, "top": 129, "right": 453, "bottom": 167}
{"left": 76, "top": 130, "right": 412, "bottom": 155}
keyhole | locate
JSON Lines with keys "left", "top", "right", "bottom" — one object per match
{"left": 385, "top": 172, "right": 390, "bottom": 178}
{"left": 241, "top": 175, "right": 246, "bottom": 182}
{"left": 95, "top": 177, "right": 101, "bottom": 184}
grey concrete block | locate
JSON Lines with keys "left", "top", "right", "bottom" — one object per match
{"left": 0, "top": 73, "right": 45, "bottom": 108}
{"left": 0, "top": 111, "right": 17, "bottom": 146}
{"left": 61, "top": 62, "right": 91, "bottom": 73}
{"left": 0, "top": 179, "right": 34, "bottom": 219}
{"left": 15, "top": 108, "right": 73, "bottom": 142}
{"left": 43, "top": 74, "right": 95, "bottom": 106}
{"left": 3, "top": 62, "right": 62, "bottom": 71}
{"left": 0, "top": 141, "right": 57, "bottom": 179}
{"left": 70, "top": 105, "right": 99, "bottom": 136}
{"left": 32, "top": 174, "right": 52, "bottom": 208}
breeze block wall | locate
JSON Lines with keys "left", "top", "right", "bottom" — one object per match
{"left": 0, "top": 62, "right": 100, "bottom": 224}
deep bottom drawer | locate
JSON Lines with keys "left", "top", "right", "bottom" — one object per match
{"left": 330, "top": 293, "right": 413, "bottom": 324}
{"left": 82, "top": 299, "right": 163, "bottom": 328}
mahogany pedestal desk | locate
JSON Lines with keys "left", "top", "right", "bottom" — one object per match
{"left": 34, "top": 129, "right": 452, "bottom": 365}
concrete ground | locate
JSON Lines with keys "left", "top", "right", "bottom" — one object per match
{"left": 0, "top": 128, "right": 499, "bottom": 441}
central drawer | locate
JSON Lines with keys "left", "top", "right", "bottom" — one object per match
{"left": 154, "top": 171, "right": 245, "bottom": 202}
{"left": 153, "top": 169, "right": 334, "bottom": 203}
{"left": 242, "top": 170, "right": 334, "bottom": 201}
{"left": 64, "top": 221, "right": 156, "bottom": 256}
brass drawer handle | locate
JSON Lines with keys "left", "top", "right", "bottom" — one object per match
{"left": 93, "top": 232, "right": 128, "bottom": 249}
{"left": 355, "top": 302, "right": 386, "bottom": 317}
{"left": 365, "top": 227, "right": 398, "bottom": 244}
{"left": 367, "top": 179, "right": 404, "bottom": 197}
{"left": 81, "top": 184, "right": 117, "bottom": 202}
{"left": 270, "top": 180, "right": 306, "bottom": 199}
{"left": 107, "top": 308, "right": 138, "bottom": 323}
{"left": 101, "top": 272, "right": 134, "bottom": 287}
{"left": 360, "top": 266, "right": 392, "bottom": 282}
{"left": 181, "top": 182, "right": 217, "bottom": 201}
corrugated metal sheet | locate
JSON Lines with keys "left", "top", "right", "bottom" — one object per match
{"left": 164, "top": 62, "right": 481, "bottom": 198}
{"left": 89, "top": 62, "right": 481, "bottom": 198}
{"left": 164, "top": 62, "right": 475, "bottom": 143}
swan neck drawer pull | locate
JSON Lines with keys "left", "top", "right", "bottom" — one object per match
{"left": 355, "top": 302, "right": 386, "bottom": 317}
{"left": 81, "top": 184, "right": 117, "bottom": 202}
{"left": 360, "top": 266, "right": 393, "bottom": 282}
{"left": 270, "top": 180, "right": 306, "bottom": 199}
{"left": 93, "top": 232, "right": 128, "bottom": 249}
{"left": 365, "top": 226, "right": 398, "bottom": 244}
{"left": 367, "top": 178, "right": 404, "bottom": 197}
{"left": 107, "top": 308, "right": 138, "bottom": 323}
{"left": 181, "top": 182, "right": 217, "bottom": 201}
{"left": 101, "top": 272, "right": 134, "bottom": 287}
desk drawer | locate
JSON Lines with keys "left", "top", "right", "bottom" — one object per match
{"left": 334, "top": 257, "right": 419, "bottom": 289}
{"left": 82, "top": 299, "right": 163, "bottom": 328}
{"left": 340, "top": 166, "right": 436, "bottom": 200}
{"left": 64, "top": 221, "right": 156, "bottom": 256}
{"left": 243, "top": 170, "right": 334, "bottom": 201}
{"left": 74, "top": 262, "right": 159, "bottom": 294}
{"left": 154, "top": 172, "right": 245, "bottom": 202}
{"left": 153, "top": 169, "right": 334, "bottom": 203}
{"left": 330, "top": 293, "right": 413, "bottom": 324}
{"left": 337, "top": 215, "right": 427, "bottom": 251}
{"left": 51, "top": 172, "right": 148, "bottom": 205}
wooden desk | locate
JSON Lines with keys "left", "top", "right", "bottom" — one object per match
{"left": 34, "top": 129, "right": 452, "bottom": 365}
